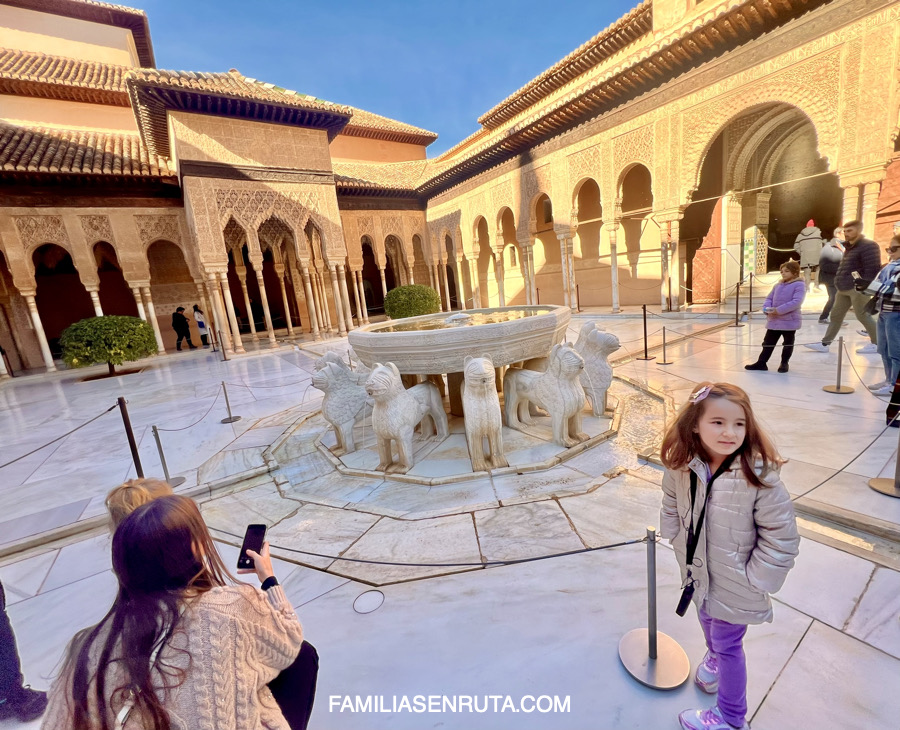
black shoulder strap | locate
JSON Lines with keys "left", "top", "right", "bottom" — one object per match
{"left": 684, "top": 457, "right": 735, "bottom": 568}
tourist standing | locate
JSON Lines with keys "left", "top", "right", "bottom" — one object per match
{"left": 660, "top": 383, "right": 799, "bottom": 730}
{"left": 193, "top": 304, "right": 209, "bottom": 347}
{"left": 43, "top": 495, "right": 318, "bottom": 730}
{"left": 793, "top": 219, "right": 823, "bottom": 292}
{"left": 171, "top": 306, "right": 197, "bottom": 351}
{"left": 864, "top": 235, "right": 900, "bottom": 395}
{"left": 818, "top": 231, "right": 844, "bottom": 323}
{"left": 745, "top": 261, "right": 805, "bottom": 373}
{"left": 0, "top": 581, "right": 47, "bottom": 722}
{"left": 803, "top": 220, "right": 880, "bottom": 354}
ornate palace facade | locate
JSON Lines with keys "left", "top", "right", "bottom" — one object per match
{"left": 1, "top": 0, "right": 899, "bottom": 373}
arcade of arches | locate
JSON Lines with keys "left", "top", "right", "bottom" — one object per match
{"left": 2, "top": 0, "right": 900, "bottom": 376}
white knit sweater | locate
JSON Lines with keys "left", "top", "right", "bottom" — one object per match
{"left": 42, "top": 583, "right": 304, "bottom": 730}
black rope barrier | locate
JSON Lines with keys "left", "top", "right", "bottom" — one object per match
{"left": 208, "top": 526, "right": 648, "bottom": 568}
{"left": 0, "top": 403, "right": 117, "bottom": 470}
{"left": 156, "top": 387, "right": 224, "bottom": 433}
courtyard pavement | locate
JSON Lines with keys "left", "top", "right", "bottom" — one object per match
{"left": 1, "top": 301, "right": 899, "bottom": 729}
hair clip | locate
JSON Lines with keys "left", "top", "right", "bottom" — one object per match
{"left": 689, "top": 385, "right": 711, "bottom": 404}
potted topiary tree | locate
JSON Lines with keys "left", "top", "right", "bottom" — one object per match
{"left": 383, "top": 284, "right": 441, "bottom": 320}
{"left": 60, "top": 315, "right": 158, "bottom": 377}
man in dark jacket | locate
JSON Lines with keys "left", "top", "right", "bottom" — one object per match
{"left": 0, "top": 581, "right": 47, "bottom": 722}
{"left": 804, "top": 220, "right": 880, "bottom": 354}
{"left": 171, "top": 306, "right": 197, "bottom": 351}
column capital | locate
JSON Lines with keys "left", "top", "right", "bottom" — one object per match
{"left": 839, "top": 164, "right": 888, "bottom": 188}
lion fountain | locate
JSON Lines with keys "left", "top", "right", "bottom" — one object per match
{"left": 461, "top": 355, "right": 508, "bottom": 472}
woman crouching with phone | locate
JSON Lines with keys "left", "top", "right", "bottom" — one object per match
{"left": 42, "top": 495, "right": 316, "bottom": 730}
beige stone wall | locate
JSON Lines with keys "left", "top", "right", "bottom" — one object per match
{"left": 425, "top": 0, "right": 900, "bottom": 308}
{"left": 0, "top": 6, "right": 139, "bottom": 66}
{"left": 169, "top": 113, "right": 333, "bottom": 172}
{"left": 330, "top": 135, "right": 427, "bottom": 163}
{"left": 1, "top": 95, "right": 139, "bottom": 132}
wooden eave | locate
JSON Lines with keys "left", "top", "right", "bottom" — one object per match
{"left": 127, "top": 82, "right": 352, "bottom": 158}
{"left": 419, "top": 0, "right": 832, "bottom": 198}
{"left": 340, "top": 124, "right": 438, "bottom": 147}
{"left": 0, "top": 76, "right": 129, "bottom": 106}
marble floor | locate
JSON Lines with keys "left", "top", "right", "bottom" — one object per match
{"left": 2, "top": 309, "right": 899, "bottom": 729}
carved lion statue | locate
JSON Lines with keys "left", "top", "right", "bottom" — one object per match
{"left": 503, "top": 343, "right": 587, "bottom": 447}
{"left": 573, "top": 321, "right": 620, "bottom": 416}
{"left": 311, "top": 361, "right": 368, "bottom": 455}
{"left": 461, "top": 355, "right": 508, "bottom": 472}
{"left": 313, "top": 351, "right": 347, "bottom": 371}
{"left": 365, "top": 362, "right": 449, "bottom": 473}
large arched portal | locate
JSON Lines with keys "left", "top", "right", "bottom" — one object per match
{"left": 617, "top": 164, "right": 659, "bottom": 305}
{"left": 573, "top": 178, "right": 605, "bottom": 306}
{"left": 444, "top": 234, "right": 459, "bottom": 310}
{"left": 147, "top": 240, "right": 197, "bottom": 351}
{"left": 33, "top": 244, "right": 93, "bottom": 357}
{"left": 683, "top": 103, "right": 841, "bottom": 303}
{"left": 475, "top": 216, "right": 497, "bottom": 307}
{"left": 360, "top": 238, "right": 382, "bottom": 313}
{"left": 94, "top": 242, "right": 138, "bottom": 317}
{"left": 532, "top": 193, "right": 560, "bottom": 305}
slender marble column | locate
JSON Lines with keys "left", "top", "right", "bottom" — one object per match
{"left": 406, "top": 264, "right": 415, "bottom": 286}
{"left": 315, "top": 271, "right": 332, "bottom": 332}
{"left": 329, "top": 265, "right": 347, "bottom": 336}
{"left": 131, "top": 287, "right": 146, "bottom": 320}
{"left": 218, "top": 272, "right": 245, "bottom": 353}
{"left": 255, "top": 270, "right": 277, "bottom": 347}
{"left": 608, "top": 224, "right": 621, "bottom": 313}
{"left": 495, "top": 252, "right": 506, "bottom": 306}
{"left": 379, "top": 267, "right": 388, "bottom": 298}
{"left": 557, "top": 234, "right": 570, "bottom": 308}
{"left": 0, "top": 346, "right": 8, "bottom": 378}
{"left": 300, "top": 266, "right": 320, "bottom": 339}
{"left": 25, "top": 294, "right": 55, "bottom": 371}
{"left": 209, "top": 276, "right": 231, "bottom": 351}
{"left": 440, "top": 260, "right": 452, "bottom": 310}
{"left": 842, "top": 184, "right": 861, "bottom": 226}
{"left": 236, "top": 268, "right": 257, "bottom": 340}
{"left": 338, "top": 265, "right": 354, "bottom": 332}
{"left": 278, "top": 274, "right": 294, "bottom": 336}
{"left": 141, "top": 287, "right": 166, "bottom": 353}
{"left": 861, "top": 181, "right": 881, "bottom": 238}
{"left": 88, "top": 288, "right": 103, "bottom": 317}
{"left": 356, "top": 270, "right": 370, "bottom": 323}
{"left": 453, "top": 258, "right": 467, "bottom": 310}
{"left": 469, "top": 259, "right": 481, "bottom": 308}
{"left": 350, "top": 268, "right": 363, "bottom": 327}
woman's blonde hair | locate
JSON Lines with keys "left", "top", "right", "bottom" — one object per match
{"left": 660, "top": 382, "right": 781, "bottom": 487}
{"left": 106, "top": 478, "right": 174, "bottom": 529}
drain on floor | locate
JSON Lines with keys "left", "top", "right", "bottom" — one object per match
{"left": 353, "top": 590, "right": 385, "bottom": 614}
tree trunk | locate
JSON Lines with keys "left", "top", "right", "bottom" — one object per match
{"left": 108, "top": 362, "right": 116, "bottom": 376}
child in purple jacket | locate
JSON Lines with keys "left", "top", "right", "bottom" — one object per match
{"left": 745, "top": 261, "right": 806, "bottom": 373}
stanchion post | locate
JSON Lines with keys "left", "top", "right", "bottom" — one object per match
{"left": 576, "top": 284, "right": 581, "bottom": 313}
{"left": 220, "top": 381, "right": 242, "bottom": 424}
{"left": 868, "top": 413, "right": 900, "bottom": 498}
{"left": 151, "top": 425, "right": 186, "bottom": 488}
{"left": 618, "top": 527, "right": 690, "bottom": 689}
{"left": 658, "top": 327, "right": 673, "bottom": 365}
{"left": 748, "top": 273, "right": 754, "bottom": 318}
{"left": 636, "top": 304, "right": 655, "bottom": 361}
{"left": 731, "top": 280, "right": 744, "bottom": 328}
{"left": 218, "top": 330, "right": 229, "bottom": 361}
{"left": 823, "top": 336, "right": 855, "bottom": 394}
{"left": 117, "top": 396, "right": 143, "bottom": 478}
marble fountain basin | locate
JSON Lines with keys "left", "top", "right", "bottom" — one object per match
{"left": 347, "top": 306, "right": 571, "bottom": 374}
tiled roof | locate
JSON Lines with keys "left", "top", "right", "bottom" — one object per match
{"left": 333, "top": 159, "right": 435, "bottom": 196}
{"left": 478, "top": 0, "right": 652, "bottom": 129}
{"left": 0, "top": 47, "right": 129, "bottom": 105}
{"left": 0, "top": 122, "right": 175, "bottom": 177}
{"left": 343, "top": 107, "right": 437, "bottom": 146}
{"left": 2, "top": 0, "right": 155, "bottom": 67}
{"left": 126, "top": 68, "right": 353, "bottom": 156}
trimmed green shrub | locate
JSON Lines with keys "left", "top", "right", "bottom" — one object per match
{"left": 383, "top": 284, "right": 442, "bottom": 320}
{"left": 60, "top": 315, "right": 157, "bottom": 375}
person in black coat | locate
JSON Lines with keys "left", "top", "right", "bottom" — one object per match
{"left": 0, "top": 580, "right": 47, "bottom": 722}
{"left": 171, "top": 306, "right": 197, "bottom": 351}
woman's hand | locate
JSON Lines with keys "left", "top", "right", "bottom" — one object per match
{"left": 238, "top": 541, "right": 275, "bottom": 583}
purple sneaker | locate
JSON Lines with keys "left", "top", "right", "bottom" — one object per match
{"left": 695, "top": 650, "right": 718, "bottom": 693}
{"left": 678, "top": 705, "right": 750, "bottom": 730}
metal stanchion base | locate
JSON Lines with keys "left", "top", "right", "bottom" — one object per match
{"left": 657, "top": 360, "right": 673, "bottom": 366}
{"left": 868, "top": 478, "right": 900, "bottom": 499}
{"left": 822, "top": 385, "right": 855, "bottom": 394}
{"left": 636, "top": 355, "right": 656, "bottom": 361}
{"left": 167, "top": 476, "right": 187, "bottom": 488}
{"left": 221, "top": 415, "right": 242, "bottom": 423}
{"left": 730, "top": 322, "right": 745, "bottom": 328}
{"left": 618, "top": 628, "right": 690, "bottom": 690}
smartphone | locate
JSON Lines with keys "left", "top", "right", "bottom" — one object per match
{"left": 851, "top": 271, "right": 860, "bottom": 280}
{"left": 237, "top": 524, "right": 267, "bottom": 570}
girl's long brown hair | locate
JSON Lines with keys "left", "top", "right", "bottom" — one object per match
{"left": 62, "top": 495, "right": 233, "bottom": 730}
{"left": 660, "top": 382, "right": 780, "bottom": 487}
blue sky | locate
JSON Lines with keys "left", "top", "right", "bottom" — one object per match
{"left": 140, "top": 0, "right": 636, "bottom": 155}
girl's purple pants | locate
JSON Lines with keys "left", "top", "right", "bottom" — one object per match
{"left": 699, "top": 603, "right": 748, "bottom": 728}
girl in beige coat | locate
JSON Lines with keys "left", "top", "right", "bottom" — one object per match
{"left": 660, "top": 382, "right": 799, "bottom": 730}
